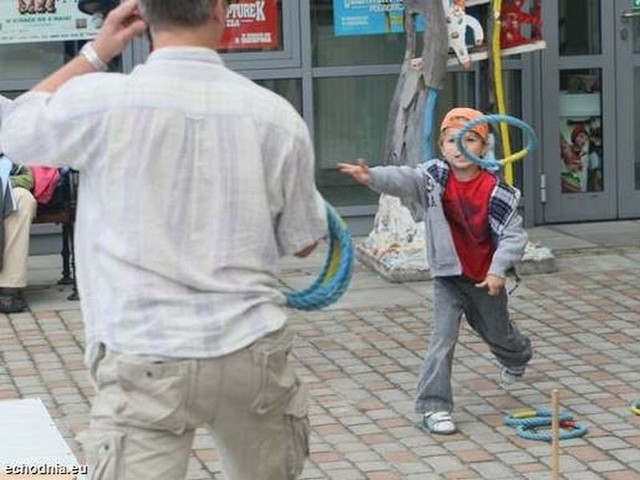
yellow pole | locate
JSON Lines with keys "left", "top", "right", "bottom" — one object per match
{"left": 492, "top": 0, "right": 514, "bottom": 185}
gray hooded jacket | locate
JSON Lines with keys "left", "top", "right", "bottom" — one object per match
{"left": 368, "top": 159, "right": 528, "bottom": 279}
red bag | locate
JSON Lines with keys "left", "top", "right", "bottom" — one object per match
{"left": 31, "top": 166, "right": 61, "bottom": 205}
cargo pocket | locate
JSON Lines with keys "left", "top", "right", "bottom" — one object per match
{"left": 285, "top": 385, "right": 310, "bottom": 480}
{"left": 77, "top": 430, "right": 124, "bottom": 480}
{"left": 115, "top": 356, "right": 190, "bottom": 435}
{"left": 250, "top": 328, "right": 298, "bottom": 415}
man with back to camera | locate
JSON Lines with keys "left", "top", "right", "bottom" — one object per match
{"left": 0, "top": 1, "right": 328, "bottom": 479}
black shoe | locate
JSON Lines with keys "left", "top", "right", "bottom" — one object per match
{"left": 0, "top": 294, "right": 26, "bottom": 313}
{"left": 0, "top": 287, "right": 21, "bottom": 297}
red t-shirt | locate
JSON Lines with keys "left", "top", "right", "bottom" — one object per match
{"left": 442, "top": 170, "right": 497, "bottom": 282}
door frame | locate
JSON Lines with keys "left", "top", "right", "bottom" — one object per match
{"left": 538, "top": 0, "right": 617, "bottom": 223}
{"left": 616, "top": 0, "right": 640, "bottom": 217}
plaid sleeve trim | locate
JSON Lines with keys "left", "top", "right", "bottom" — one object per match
{"left": 423, "top": 159, "right": 449, "bottom": 189}
{"left": 489, "top": 182, "right": 521, "bottom": 235}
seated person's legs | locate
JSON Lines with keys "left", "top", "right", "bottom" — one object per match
{"left": 0, "top": 187, "right": 37, "bottom": 313}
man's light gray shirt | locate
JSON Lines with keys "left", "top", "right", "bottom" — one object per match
{"left": 1, "top": 47, "right": 327, "bottom": 358}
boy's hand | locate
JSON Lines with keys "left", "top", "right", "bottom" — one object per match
{"left": 338, "top": 159, "right": 371, "bottom": 185}
{"left": 475, "top": 274, "right": 505, "bottom": 296}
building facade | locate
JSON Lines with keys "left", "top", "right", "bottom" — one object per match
{"left": 0, "top": 0, "right": 638, "bottom": 239}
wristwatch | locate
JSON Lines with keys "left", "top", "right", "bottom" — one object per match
{"left": 80, "top": 42, "right": 108, "bottom": 72}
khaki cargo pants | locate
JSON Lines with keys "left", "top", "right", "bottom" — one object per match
{"left": 77, "top": 327, "right": 310, "bottom": 480}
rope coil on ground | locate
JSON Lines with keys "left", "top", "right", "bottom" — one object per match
{"left": 631, "top": 400, "right": 640, "bottom": 416}
{"left": 455, "top": 114, "right": 538, "bottom": 172}
{"left": 285, "top": 203, "right": 353, "bottom": 311}
{"left": 504, "top": 408, "right": 588, "bottom": 442}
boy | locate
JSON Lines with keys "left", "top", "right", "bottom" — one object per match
{"left": 338, "top": 107, "right": 532, "bottom": 435}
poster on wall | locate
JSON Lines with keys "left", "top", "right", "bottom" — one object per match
{"left": 0, "top": 0, "right": 102, "bottom": 44}
{"left": 219, "top": 0, "right": 280, "bottom": 51}
{"left": 559, "top": 91, "right": 604, "bottom": 194}
{"left": 333, "top": 0, "right": 406, "bottom": 36}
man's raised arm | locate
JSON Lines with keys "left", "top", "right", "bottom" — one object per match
{"left": 33, "top": 0, "right": 146, "bottom": 94}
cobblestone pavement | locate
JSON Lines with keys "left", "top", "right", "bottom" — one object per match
{"left": 1, "top": 243, "right": 639, "bottom": 479}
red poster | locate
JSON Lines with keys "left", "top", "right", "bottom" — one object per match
{"left": 219, "top": 0, "right": 280, "bottom": 51}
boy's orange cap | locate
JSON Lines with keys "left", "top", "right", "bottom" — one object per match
{"left": 440, "top": 107, "right": 489, "bottom": 142}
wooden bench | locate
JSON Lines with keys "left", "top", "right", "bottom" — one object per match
{"left": 31, "top": 170, "right": 78, "bottom": 301}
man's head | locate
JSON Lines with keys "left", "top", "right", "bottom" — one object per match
{"left": 139, "top": 0, "right": 213, "bottom": 28}
{"left": 139, "top": 0, "right": 229, "bottom": 46}
{"left": 439, "top": 107, "right": 489, "bottom": 173}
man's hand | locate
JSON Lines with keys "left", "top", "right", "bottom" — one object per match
{"left": 93, "top": 0, "right": 147, "bottom": 64}
{"left": 30, "top": 0, "right": 147, "bottom": 93}
{"left": 337, "top": 159, "right": 371, "bottom": 185}
{"left": 475, "top": 274, "right": 505, "bottom": 296}
{"left": 295, "top": 242, "right": 318, "bottom": 258}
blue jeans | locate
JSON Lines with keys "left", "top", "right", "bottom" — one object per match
{"left": 416, "top": 276, "right": 532, "bottom": 414}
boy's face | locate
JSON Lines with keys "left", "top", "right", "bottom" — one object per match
{"left": 574, "top": 131, "right": 589, "bottom": 148}
{"left": 440, "top": 128, "right": 486, "bottom": 173}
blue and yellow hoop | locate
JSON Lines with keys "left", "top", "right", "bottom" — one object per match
{"left": 455, "top": 113, "right": 538, "bottom": 172}
{"left": 504, "top": 408, "right": 588, "bottom": 442}
{"left": 285, "top": 203, "right": 353, "bottom": 311}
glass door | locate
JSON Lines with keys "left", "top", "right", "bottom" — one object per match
{"left": 616, "top": 0, "right": 640, "bottom": 217}
{"left": 540, "top": 0, "right": 617, "bottom": 222}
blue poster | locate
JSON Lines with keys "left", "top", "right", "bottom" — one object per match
{"left": 333, "top": 0, "right": 406, "bottom": 36}
{"left": 333, "top": 0, "right": 426, "bottom": 37}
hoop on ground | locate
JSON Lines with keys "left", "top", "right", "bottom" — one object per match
{"left": 285, "top": 203, "right": 353, "bottom": 311}
{"left": 504, "top": 408, "right": 588, "bottom": 442}
{"left": 517, "top": 421, "right": 588, "bottom": 442}
{"left": 504, "top": 408, "right": 572, "bottom": 428}
{"left": 455, "top": 114, "right": 538, "bottom": 172}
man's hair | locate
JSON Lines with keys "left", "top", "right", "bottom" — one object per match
{"left": 139, "top": 0, "right": 215, "bottom": 28}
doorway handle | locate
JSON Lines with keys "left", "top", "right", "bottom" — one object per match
{"left": 621, "top": 10, "right": 640, "bottom": 19}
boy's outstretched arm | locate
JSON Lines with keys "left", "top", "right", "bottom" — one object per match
{"left": 338, "top": 159, "right": 371, "bottom": 185}
{"left": 339, "top": 159, "right": 425, "bottom": 202}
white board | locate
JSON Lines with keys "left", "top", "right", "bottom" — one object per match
{"left": 0, "top": 398, "right": 81, "bottom": 478}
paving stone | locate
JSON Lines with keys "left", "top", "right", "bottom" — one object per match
{"left": 3, "top": 247, "right": 640, "bottom": 479}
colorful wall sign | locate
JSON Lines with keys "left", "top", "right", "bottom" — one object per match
{"left": 219, "top": 0, "right": 280, "bottom": 51}
{"left": 0, "top": 0, "right": 101, "bottom": 44}
{"left": 333, "top": 0, "right": 405, "bottom": 36}
{"left": 333, "top": 0, "right": 426, "bottom": 37}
